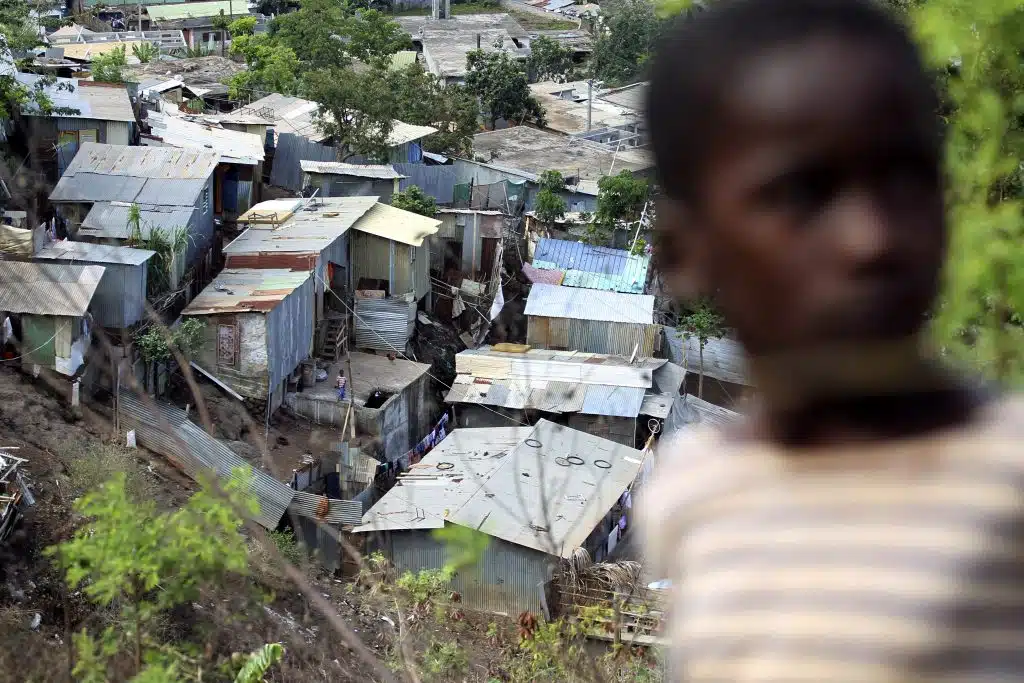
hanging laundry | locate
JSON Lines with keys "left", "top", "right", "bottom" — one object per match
{"left": 451, "top": 286, "right": 466, "bottom": 317}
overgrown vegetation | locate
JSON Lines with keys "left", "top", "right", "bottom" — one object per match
{"left": 131, "top": 42, "right": 161, "bottom": 64}
{"left": 47, "top": 469, "right": 274, "bottom": 682}
{"left": 529, "top": 36, "right": 578, "bottom": 83}
{"left": 465, "top": 48, "right": 546, "bottom": 129}
{"left": 135, "top": 318, "right": 205, "bottom": 364}
{"left": 90, "top": 45, "right": 128, "bottom": 84}
{"left": 125, "top": 203, "right": 190, "bottom": 296}
{"left": 535, "top": 170, "right": 567, "bottom": 227}
{"left": 391, "top": 185, "right": 438, "bottom": 217}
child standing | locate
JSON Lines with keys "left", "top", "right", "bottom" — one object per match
{"left": 643, "top": 1, "right": 1024, "bottom": 681}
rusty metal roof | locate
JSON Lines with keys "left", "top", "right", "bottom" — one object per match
{"left": 224, "top": 196, "right": 378, "bottom": 258}
{"left": 50, "top": 143, "right": 218, "bottom": 207}
{"left": 0, "top": 261, "right": 104, "bottom": 316}
{"left": 182, "top": 269, "right": 311, "bottom": 315}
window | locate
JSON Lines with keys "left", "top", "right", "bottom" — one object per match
{"left": 202, "top": 187, "right": 209, "bottom": 214}
{"left": 202, "top": 32, "right": 210, "bottom": 42}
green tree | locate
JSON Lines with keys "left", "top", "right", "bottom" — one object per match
{"left": 270, "top": 0, "right": 352, "bottom": 71}
{"left": 385, "top": 64, "right": 479, "bottom": 156}
{"left": 229, "top": 15, "right": 258, "bottom": 37}
{"left": 678, "top": 301, "right": 725, "bottom": 399}
{"left": 303, "top": 65, "right": 397, "bottom": 160}
{"left": 909, "top": 1, "right": 1024, "bottom": 381}
{"left": 528, "top": 35, "right": 577, "bottom": 83}
{"left": 340, "top": 8, "right": 411, "bottom": 67}
{"left": 90, "top": 45, "right": 127, "bottom": 84}
{"left": 596, "top": 170, "right": 648, "bottom": 227}
{"left": 135, "top": 318, "right": 206, "bottom": 364}
{"left": 592, "top": 0, "right": 661, "bottom": 86}
{"left": 48, "top": 470, "right": 258, "bottom": 680}
{"left": 465, "top": 49, "right": 545, "bottom": 129}
{"left": 534, "top": 170, "right": 567, "bottom": 227}
{"left": 392, "top": 185, "right": 437, "bottom": 217}
{"left": 229, "top": 35, "right": 301, "bottom": 98}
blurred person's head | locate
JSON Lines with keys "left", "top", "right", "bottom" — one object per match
{"left": 650, "top": 0, "right": 944, "bottom": 361}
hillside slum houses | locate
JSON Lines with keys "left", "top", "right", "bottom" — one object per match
{"left": 0, "top": 6, "right": 754, "bottom": 600}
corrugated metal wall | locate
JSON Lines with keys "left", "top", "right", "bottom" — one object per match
{"left": 266, "top": 275, "right": 315, "bottom": 397}
{"left": 269, "top": 132, "right": 336, "bottom": 191}
{"left": 106, "top": 120, "right": 132, "bottom": 146}
{"left": 36, "top": 258, "right": 147, "bottom": 328}
{"left": 394, "top": 163, "right": 456, "bottom": 204}
{"left": 188, "top": 176, "right": 216, "bottom": 267}
{"left": 307, "top": 175, "right": 395, "bottom": 202}
{"left": 527, "top": 317, "right": 659, "bottom": 356}
{"left": 21, "top": 315, "right": 56, "bottom": 369}
{"left": 388, "top": 529, "right": 550, "bottom": 616}
{"left": 350, "top": 231, "right": 393, "bottom": 293}
{"left": 353, "top": 296, "right": 415, "bottom": 351}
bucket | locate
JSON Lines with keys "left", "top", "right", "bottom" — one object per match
{"left": 300, "top": 361, "right": 315, "bottom": 388}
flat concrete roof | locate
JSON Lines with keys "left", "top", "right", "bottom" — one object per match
{"left": 299, "top": 353, "right": 431, "bottom": 405}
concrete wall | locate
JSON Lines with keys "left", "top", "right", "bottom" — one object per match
{"left": 355, "top": 370, "right": 438, "bottom": 463}
{"left": 188, "top": 311, "right": 271, "bottom": 400}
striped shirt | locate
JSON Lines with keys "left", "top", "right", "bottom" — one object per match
{"left": 641, "top": 395, "right": 1024, "bottom": 682}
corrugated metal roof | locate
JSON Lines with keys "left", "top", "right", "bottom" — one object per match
{"left": 224, "top": 197, "right": 377, "bottom": 258}
{"left": 354, "top": 427, "right": 535, "bottom": 532}
{"left": 289, "top": 491, "right": 363, "bottom": 525}
{"left": 448, "top": 420, "right": 644, "bottom": 558}
{"left": 447, "top": 378, "right": 646, "bottom": 418}
{"left": 389, "top": 50, "right": 418, "bottom": 70}
{"left": 146, "top": 1, "right": 242, "bottom": 21}
{"left": 455, "top": 345, "right": 663, "bottom": 384}
{"left": 664, "top": 328, "right": 750, "bottom": 386}
{"left": 351, "top": 202, "right": 440, "bottom": 247}
{"left": 15, "top": 74, "right": 134, "bottom": 122}
{"left": 182, "top": 269, "right": 311, "bottom": 315}
{"left": 579, "top": 384, "right": 646, "bottom": 418}
{"left": 139, "top": 76, "right": 184, "bottom": 95}
{"left": 117, "top": 393, "right": 294, "bottom": 530}
{"left": 0, "top": 261, "right": 103, "bottom": 316}
{"left": 524, "top": 283, "right": 654, "bottom": 324}
{"left": 145, "top": 112, "right": 265, "bottom": 165}
{"left": 533, "top": 238, "right": 650, "bottom": 294}
{"left": 300, "top": 161, "right": 404, "bottom": 179}
{"left": 35, "top": 240, "right": 156, "bottom": 266}
{"left": 387, "top": 120, "right": 438, "bottom": 147}
{"left": 50, "top": 143, "right": 218, "bottom": 206}
{"left": 639, "top": 393, "right": 673, "bottom": 419}
{"left": 80, "top": 202, "right": 195, "bottom": 240}
{"left": 681, "top": 394, "right": 740, "bottom": 429}
{"left": 237, "top": 93, "right": 437, "bottom": 147}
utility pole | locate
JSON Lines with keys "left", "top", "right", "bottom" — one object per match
{"left": 586, "top": 78, "right": 593, "bottom": 133}
{"left": 137, "top": 2, "right": 142, "bottom": 32}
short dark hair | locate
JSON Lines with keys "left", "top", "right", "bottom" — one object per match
{"left": 648, "top": 0, "right": 940, "bottom": 202}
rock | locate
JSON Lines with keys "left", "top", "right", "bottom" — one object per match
{"left": 29, "top": 613, "right": 41, "bottom": 630}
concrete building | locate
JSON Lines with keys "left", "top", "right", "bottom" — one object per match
{"left": 445, "top": 346, "right": 675, "bottom": 447}
{"left": 456, "top": 126, "right": 653, "bottom": 213}
{"left": 286, "top": 351, "right": 438, "bottom": 463}
{"left": 528, "top": 80, "right": 646, "bottom": 146}
{"left": 48, "top": 143, "right": 220, "bottom": 274}
{"left": 48, "top": 28, "right": 187, "bottom": 57}
{"left": 299, "top": 161, "right": 404, "bottom": 202}
{"left": 182, "top": 269, "right": 314, "bottom": 410}
{"left": 525, "top": 283, "right": 659, "bottom": 356}
{"left": 397, "top": 14, "right": 530, "bottom": 85}
{"left": 144, "top": 1, "right": 254, "bottom": 51}
{"left": 354, "top": 420, "right": 646, "bottom": 616}
{"left": 0, "top": 261, "right": 103, "bottom": 376}
{"left": 15, "top": 75, "right": 135, "bottom": 179}
{"left": 143, "top": 111, "right": 265, "bottom": 219}
{"left": 33, "top": 241, "right": 156, "bottom": 329}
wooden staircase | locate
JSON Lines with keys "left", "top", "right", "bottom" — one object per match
{"left": 317, "top": 314, "right": 348, "bottom": 363}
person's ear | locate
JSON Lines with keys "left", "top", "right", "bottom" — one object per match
{"left": 654, "top": 198, "right": 709, "bottom": 300}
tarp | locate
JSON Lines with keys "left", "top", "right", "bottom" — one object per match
{"left": 0, "top": 225, "right": 33, "bottom": 255}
